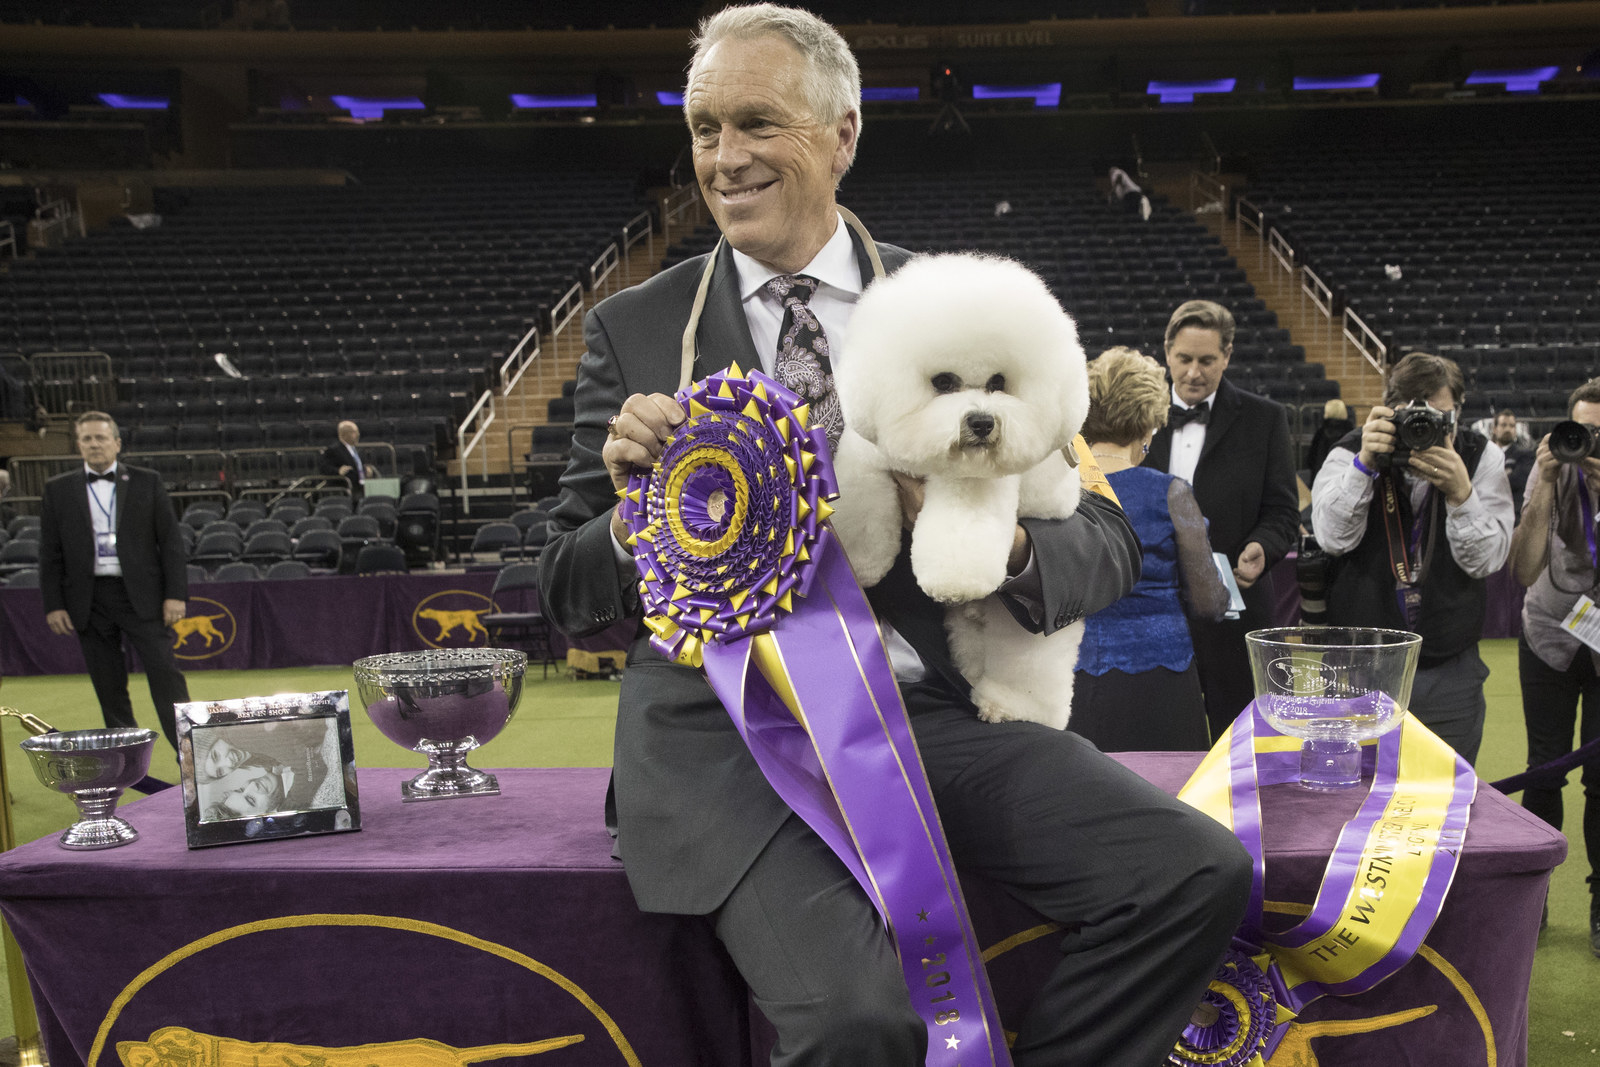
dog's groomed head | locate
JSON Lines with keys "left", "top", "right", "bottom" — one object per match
{"left": 838, "top": 252, "right": 1088, "bottom": 476}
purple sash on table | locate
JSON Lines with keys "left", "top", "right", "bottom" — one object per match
{"left": 619, "top": 365, "right": 1008, "bottom": 1066}
{"left": 1171, "top": 703, "right": 1477, "bottom": 1066}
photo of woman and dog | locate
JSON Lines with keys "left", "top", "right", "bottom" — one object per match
{"left": 189, "top": 716, "right": 343, "bottom": 824}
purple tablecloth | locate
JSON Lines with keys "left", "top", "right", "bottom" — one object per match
{"left": 0, "top": 759, "right": 1566, "bottom": 1067}
{"left": 0, "top": 573, "right": 636, "bottom": 676}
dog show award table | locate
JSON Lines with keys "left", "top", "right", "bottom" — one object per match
{"left": 0, "top": 758, "right": 1565, "bottom": 1067}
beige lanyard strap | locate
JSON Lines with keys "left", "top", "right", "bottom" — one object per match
{"left": 676, "top": 207, "right": 886, "bottom": 392}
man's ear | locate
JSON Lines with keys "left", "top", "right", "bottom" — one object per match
{"left": 832, "top": 110, "right": 860, "bottom": 179}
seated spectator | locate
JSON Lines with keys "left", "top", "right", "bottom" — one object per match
{"left": 1070, "top": 347, "right": 1229, "bottom": 751}
{"left": 1106, "top": 166, "right": 1151, "bottom": 221}
{"left": 318, "top": 420, "right": 378, "bottom": 497}
{"left": 1310, "top": 351, "right": 1514, "bottom": 764}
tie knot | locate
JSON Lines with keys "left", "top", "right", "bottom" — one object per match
{"left": 767, "top": 274, "right": 819, "bottom": 306}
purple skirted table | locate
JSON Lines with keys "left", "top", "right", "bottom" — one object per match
{"left": 0, "top": 758, "right": 1565, "bottom": 1067}
{"left": 0, "top": 572, "right": 635, "bottom": 676}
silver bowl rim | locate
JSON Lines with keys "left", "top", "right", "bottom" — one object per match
{"left": 20, "top": 728, "right": 159, "bottom": 754}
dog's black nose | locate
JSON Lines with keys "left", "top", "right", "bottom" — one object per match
{"left": 965, "top": 412, "right": 996, "bottom": 438}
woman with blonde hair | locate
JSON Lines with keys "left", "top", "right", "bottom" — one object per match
{"left": 1071, "top": 347, "right": 1229, "bottom": 750}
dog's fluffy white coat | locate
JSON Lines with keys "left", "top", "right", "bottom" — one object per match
{"left": 831, "top": 253, "right": 1090, "bottom": 729}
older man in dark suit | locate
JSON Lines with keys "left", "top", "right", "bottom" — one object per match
{"left": 1148, "top": 300, "right": 1301, "bottom": 741}
{"left": 39, "top": 411, "right": 189, "bottom": 750}
{"left": 538, "top": 7, "right": 1248, "bottom": 1065}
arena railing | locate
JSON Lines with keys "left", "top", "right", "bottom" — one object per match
{"left": 662, "top": 183, "right": 704, "bottom": 246}
{"left": 29, "top": 351, "right": 116, "bottom": 416}
{"left": 1234, "top": 197, "right": 1267, "bottom": 271}
{"left": 1298, "top": 265, "right": 1336, "bottom": 351}
{"left": 1341, "top": 307, "right": 1386, "bottom": 377}
{"left": 6, "top": 447, "right": 399, "bottom": 506}
{"left": 0, "top": 220, "right": 16, "bottom": 259}
{"left": 589, "top": 241, "right": 622, "bottom": 303}
{"left": 620, "top": 210, "right": 654, "bottom": 289}
{"left": 1266, "top": 226, "right": 1296, "bottom": 301}
{"left": 1189, "top": 171, "right": 1227, "bottom": 217}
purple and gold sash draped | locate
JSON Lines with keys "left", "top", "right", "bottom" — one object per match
{"left": 1171, "top": 705, "right": 1477, "bottom": 1066}
{"left": 619, "top": 365, "right": 1009, "bottom": 1066}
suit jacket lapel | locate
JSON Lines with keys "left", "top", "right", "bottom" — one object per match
{"left": 1148, "top": 426, "right": 1174, "bottom": 473}
{"left": 1197, "top": 378, "right": 1242, "bottom": 470}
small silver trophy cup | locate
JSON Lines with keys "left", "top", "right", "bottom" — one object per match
{"left": 19, "top": 728, "right": 158, "bottom": 849}
{"left": 352, "top": 648, "right": 526, "bottom": 802}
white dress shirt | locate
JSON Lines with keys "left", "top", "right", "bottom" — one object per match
{"left": 85, "top": 463, "right": 122, "bottom": 577}
{"left": 1167, "top": 386, "right": 1215, "bottom": 486}
{"left": 730, "top": 214, "right": 863, "bottom": 372}
{"left": 1310, "top": 442, "right": 1513, "bottom": 579}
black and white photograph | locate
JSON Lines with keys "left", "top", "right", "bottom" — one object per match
{"left": 177, "top": 691, "right": 360, "bottom": 848}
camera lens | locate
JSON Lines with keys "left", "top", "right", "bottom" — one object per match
{"left": 1549, "top": 420, "right": 1597, "bottom": 464}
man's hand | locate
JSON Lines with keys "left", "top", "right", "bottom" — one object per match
{"left": 1409, "top": 445, "right": 1472, "bottom": 508}
{"left": 364, "top": 464, "right": 378, "bottom": 477}
{"left": 1357, "top": 405, "right": 1396, "bottom": 472}
{"left": 1532, "top": 435, "right": 1558, "bottom": 488}
{"left": 45, "top": 609, "right": 73, "bottom": 636}
{"left": 337, "top": 464, "right": 353, "bottom": 477}
{"left": 605, "top": 393, "right": 687, "bottom": 547}
{"left": 1233, "top": 541, "right": 1267, "bottom": 588}
{"left": 162, "top": 599, "right": 186, "bottom": 628}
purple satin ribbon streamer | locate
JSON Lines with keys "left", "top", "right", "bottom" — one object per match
{"left": 704, "top": 532, "right": 1008, "bottom": 1065}
{"left": 1226, "top": 704, "right": 1475, "bottom": 1020}
{"left": 1579, "top": 481, "right": 1598, "bottom": 570}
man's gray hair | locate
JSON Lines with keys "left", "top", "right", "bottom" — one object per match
{"left": 687, "top": 4, "right": 861, "bottom": 132}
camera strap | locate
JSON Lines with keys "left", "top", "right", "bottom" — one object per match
{"left": 1380, "top": 473, "right": 1436, "bottom": 627}
{"left": 1545, "top": 470, "right": 1600, "bottom": 596}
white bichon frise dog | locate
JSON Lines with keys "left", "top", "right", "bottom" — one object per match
{"left": 831, "top": 253, "right": 1091, "bottom": 729}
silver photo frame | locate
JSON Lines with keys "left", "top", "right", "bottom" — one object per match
{"left": 177, "top": 691, "right": 361, "bottom": 848}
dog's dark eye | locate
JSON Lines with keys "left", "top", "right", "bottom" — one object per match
{"left": 985, "top": 373, "right": 1006, "bottom": 393}
{"left": 931, "top": 373, "right": 961, "bottom": 394}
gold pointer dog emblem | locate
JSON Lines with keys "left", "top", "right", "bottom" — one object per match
{"left": 416, "top": 607, "right": 490, "bottom": 642}
{"left": 117, "top": 1027, "right": 584, "bottom": 1066}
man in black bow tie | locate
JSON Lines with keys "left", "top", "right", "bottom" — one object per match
{"left": 38, "top": 411, "right": 190, "bottom": 749}
{"left": 1147, "top": 300, "right": 1300, "bottom": 741}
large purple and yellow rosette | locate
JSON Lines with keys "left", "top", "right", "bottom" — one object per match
{"left": 618, "top": 363, "right": 835, "bottom": 667}
{"left": 618, "top": 365, "right": 1010, "bottom": 1067}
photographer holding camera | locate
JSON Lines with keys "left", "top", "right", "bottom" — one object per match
{"left": 1310, "top": 351, "right": 1514, "bottom": 764}
{"left": 1508, "top": 376, "right": 1600, "bottom": 955}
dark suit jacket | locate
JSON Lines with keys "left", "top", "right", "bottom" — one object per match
{"left": 38, "top": 464, "right": 187, "bottom": 629}
{"left": 1147, "top": 376, "right": 1300, "bottom": 621}
{"left": 318, "top": 442, "right": 362, "bottom": 479}
{"left": 538, "top": 233, "right": 1140, "bottom": 915}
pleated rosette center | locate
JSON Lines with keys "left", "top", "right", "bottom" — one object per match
{"left": 618, "top": 365, "right": 837, "bottom": 668}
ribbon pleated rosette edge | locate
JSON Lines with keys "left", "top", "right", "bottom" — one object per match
{"left": 619, "top": 364, "right": 1010, "bottom": 1066}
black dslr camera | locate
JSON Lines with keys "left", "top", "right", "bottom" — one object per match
{"left": 1379, "top": 402, "right": 1456, "bottom": 469}
{"left": 1548, "top": 420, "right": 1600, "bottom": 464}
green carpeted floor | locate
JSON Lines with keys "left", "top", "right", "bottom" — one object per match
{"left": 0, "top": 638, "right": 1593, "bottom": 1061}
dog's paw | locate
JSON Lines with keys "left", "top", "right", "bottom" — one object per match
{"left": 975, "top": 697, "right": 1021, "bottom": 725}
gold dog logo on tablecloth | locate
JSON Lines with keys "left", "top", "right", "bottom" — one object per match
{"left": 89, "top": 913, "right": 643, "bottom": 1067}
{"left": 983, "top": 907, "right": 1495, "bottom": 1066}
{"left": 117, "top": 1026, "right": 583, "bottom": 1066}
{"left": 411, "top": 591, "right": 497, "bottom": 648}
{"left": 172, "top": 598, "right": 237, "bottom": 660}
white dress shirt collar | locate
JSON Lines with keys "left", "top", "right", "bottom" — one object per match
{"left": 1171, "top": 385, "right": 1220, "bottom": 410}
{"left": 731, "top": 213, "right": 862, "bottom": 304}
{"left": 83, "top": 462, "right": 119, "bottom": 478}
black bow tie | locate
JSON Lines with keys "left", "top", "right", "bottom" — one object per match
{"left": 1170, "top": 402, "right": 1210, "bottom": 429}
{"left": 86, "top": 470, "right": 116, "bottom": 483}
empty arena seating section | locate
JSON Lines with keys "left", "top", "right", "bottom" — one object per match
{"left": 1244, "top": 128, "right": 1600, "bottom": 421}
{"left": 0, "top": 168, "right": 647, "bottom": 485}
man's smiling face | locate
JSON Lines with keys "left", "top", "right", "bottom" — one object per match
{"left": 686, "top": 34, "right": 857, "bottom": 275}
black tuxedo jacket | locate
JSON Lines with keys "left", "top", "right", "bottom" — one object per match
{"left": 538, "top": 233, "right": 1140, "bottom": 914}
{"left": 38, "top": 464, "right": 187, "bottom": 629}
{"left": 318, "top": 442, "right": 362, "bottom": 479}
{"left": 1147, "top": 376, "right": 1300, "bottom": 619}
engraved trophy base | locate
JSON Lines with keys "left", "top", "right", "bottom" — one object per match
{"left": 60, "top": 811, "right": 141, "bottom": 850}
{"left": 401, "top": 767, "right": 501, "bottom": 803}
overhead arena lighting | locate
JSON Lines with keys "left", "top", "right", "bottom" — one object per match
{"left": 1147, "top": 79, "right": 1235, "bottom": 104}
{"left": 971, "top": 83, "right": 1061, "bottom": 108}
{"left": 96, "top": 94, "right": 169, "bottom": 109}
{"left": 862, "top": 87, "right": 920, "bottom": 102}
{"left": 655, "top": 91, "right": 684, "bottom": 106}
{"left": 1464, "top": 67, "right": 1559, "bottom": 93}
{"left": 330, "top": 95, "right": 424, "bottom": 120}
{"left": 1293, "top": 74, "right": 1381, "bottom": 91}
{"left": 509, "top": 93, "right": 599, "bottom": 109}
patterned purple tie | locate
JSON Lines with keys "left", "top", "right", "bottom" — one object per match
{"left": 766, "top": 273, "right": 842, "bottom": 449}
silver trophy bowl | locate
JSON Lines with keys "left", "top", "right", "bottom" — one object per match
{"left": 19, "top": 728, "right": 158, "bottom": 850}
{"left": 352, "top": 648, "right": 526, "bottom": 802}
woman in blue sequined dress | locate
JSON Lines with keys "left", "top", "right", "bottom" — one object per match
{"left": 1071, "top": 348, "right": 1229, "bottom": 750}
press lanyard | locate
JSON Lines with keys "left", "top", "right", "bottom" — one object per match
{"left": 1380, "top": 473, "right": 1435, "bottom": 627}
{"left": 89, "top": 478, "right": 117, "bottom": 530}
